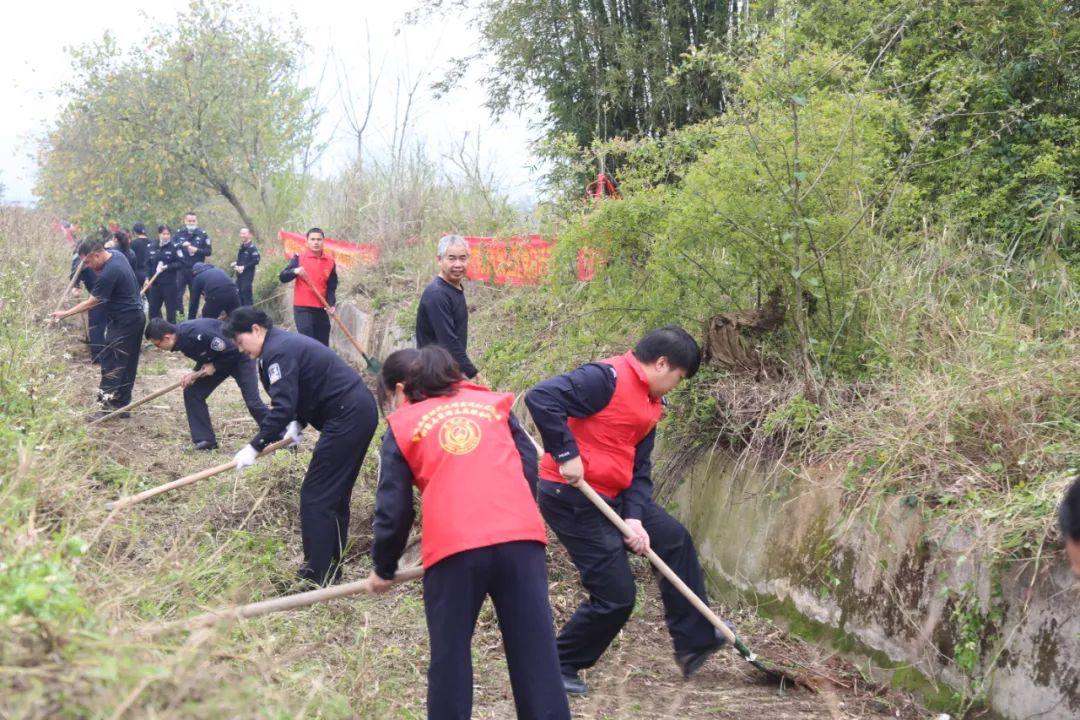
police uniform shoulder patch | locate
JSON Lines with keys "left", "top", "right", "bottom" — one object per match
{"left": 268, "top": 363, "right": 282, "bottom": 384}
{"left": 210, "top": 337, "right": 226, "bottom": 352}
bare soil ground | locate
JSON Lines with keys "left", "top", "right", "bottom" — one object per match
{"left": 51, "top": 323, "right": 928, "bottom": 719}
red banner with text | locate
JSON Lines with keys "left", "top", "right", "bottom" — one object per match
{"left": 463, "top": 235, "right": 599, "bottom": 286}
{"left": 279, "top": 230, "right": 379, "bottom": 269}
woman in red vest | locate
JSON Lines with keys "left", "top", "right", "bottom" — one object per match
{"left": 279, "top": 227, "right": 337, "bottom": 346}
{"left": 368, "top": 346, "right": 570, "bottom": 720}
{"left": 525, "top": 325, "right": 734, "bottom": 696}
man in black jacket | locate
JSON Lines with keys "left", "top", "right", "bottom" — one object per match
{"left": 189, "top": 262, "right": 241, "bottom": 319}
{"left": 415, "top": 234, "right": 478, "bottom": 378}
{"left": 174, "top": 212, "right": 212, "bottom": 311}
{"left": 233, "top": 227, "right": 261, "bottom": 306}
{"left": 50, "top": 240, "right": 145, "bottom": 419}
{"left": 146, "top": 317, "right": 268, "bottom": 450}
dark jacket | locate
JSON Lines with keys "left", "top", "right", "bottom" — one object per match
{"left": 415, "top": 276, "right": 477, "bottom": 378}
{"left": 250, "top": 327, "right": 368, "bottom": 450}
{"left": 173, "top": 226, "right": 212, "bottom": 267}
{"left": 235, "top": 242, "right": 261, "bottom": 278}
{"left": 145, "top": 239, "right": 185, "bottom": 285}
{"left": 189, "top": 263, "right": 239, "bottom": 317}
{"left": 173, "top": 318, "right": 246, "bottom": 372}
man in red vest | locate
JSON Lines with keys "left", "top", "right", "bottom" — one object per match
{"left": 369, "top": 346, "right": 570, "bottom": 720}
{"left": 526, "top": 325, "right": 733, "bottom": 696}
{"left": 279, "top": 227, "right": 338, "bottom": 346}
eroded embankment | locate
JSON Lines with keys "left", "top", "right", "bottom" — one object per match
{"left": 670, "top": 449, "right": 1079, "bottom": 719}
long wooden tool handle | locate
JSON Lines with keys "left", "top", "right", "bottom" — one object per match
{"left": 150, "top": 566, "right": 425, "bottom": 634}
{"left": 298, "top": 275, "right": 372, "bottom": 360}
{"left": 88, "top": 379, "right": 185, "bottom": 426}
{"left": 141, "top": 269, "right": 163, "bottom": 296}
{"left": 575, "top": 480, "right": 737, "bottom": 646}
{"left": 105, "top": 437, "right": 294, "bottom": 511}
{"left": 56, "top": 258, "right": 86, "bottom": 313}
{"left": 519, "top": 429, "right": 738, "bottom": 647}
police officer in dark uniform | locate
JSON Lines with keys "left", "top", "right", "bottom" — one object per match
{"left": 70, "top": 253, "right": 107, "bottom": 363}
{"left": 369, "top": 346, "right": 570, "bottom": 720}
{"left": 145, "top": 225, "right": 184, "bottom": 322}
{"left": 188, "top": 262, "right": 241, "bottom": 319}
{"left": 173, "top": 211, "right": 212, "bottom": 311}
{"left": 145, "top": 317, "right": 269, "bottom": 451}
{"left": 233, "top": 227, "right": 261, "bottom": 306}
{"left": 130, "top": 222, "right": 151, "bottom": 286}
{"left": 224, "top": 306, "right": 378, "bottom": 586}
{"left": 50, "top": 240, "right": 145, "bottom": 418}
{"left": 525, "top": 325, "right": 734, "bottom": 695}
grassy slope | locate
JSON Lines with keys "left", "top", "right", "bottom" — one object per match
{"left": 2, "top": 209, "right": 930, "bottom": 718}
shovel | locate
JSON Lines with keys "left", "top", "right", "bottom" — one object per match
{"left": 521, "top": 431, "right": 811, "bottom": 691}
{"left": 145, "top": 566, "right": 424, "bottom": 635}
{"left": 297, "top": 274, "right": 381, "bottom": 374}
{"left": 105, "top": 437, "right": 295, "bottom": 511}
{"left": 55, "top": 257, "right": 85, "bottom": 315}
{"left": 141, "top": 268, "right": 163, "bottom": 297}
{"left": 88, "top": 379, "right": 186, "bottom": 426}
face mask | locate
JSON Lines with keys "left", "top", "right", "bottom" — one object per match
{"left": 185, "top": 224, "right": 197, "bottom": 232}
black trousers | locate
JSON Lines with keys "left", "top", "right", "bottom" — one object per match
{"left": 298, "top": 386, "right": 377, "bottom": 585}
{"left": 237, "top": 271, "right": 255, "bottom": 306}
{"left": 99, "top": 312, "right": 145, "bottom": 408}
{"left": 183, "top": 358, "right": 268, "bottom": 445}
{"left": 423, "top": 541, "right": 570, "bottom": 720}
{"left": 538, "top": 480, "right": 717, "bottom": 672}
{"left": 147, "top": 281, "right": 178, "bottom": 323}
{"left": 201, "top": 288, "right": 241, "bottom": 320}
{"left": 294, "top": 306, "right": 331, "bottom": 346}
{"left": 176, "top": 267, "right": 194, "bottom": 311}
{"left": 87, "top": 304, "right": 107, "bottom": 364}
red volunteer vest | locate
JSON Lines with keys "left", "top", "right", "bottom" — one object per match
{"left": 538, "top": 352, "right": 662, "bottom": 498}
{"left": 292, "top": 250, "right": 335, "bottom": 309}
{"left": 387, "top": 383, "right": 547, "bottom": 569}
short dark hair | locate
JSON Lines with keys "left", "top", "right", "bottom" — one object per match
{"left": 157, "top": 224, "right": 170, "bottom": 234}
{"left": 378, "top": 346, "right": 462, "bottom": 408}
{"left": 77, "top": 239, "right": 106, "bottom": 257}
{"left": 633, "top": 324, "right": 701, "bottom": 377}
{"left": 145, "top": 318, "right": 177, "bottom": 341}
{"left": 1060, "top": 476, "right": 1080, "bottom": 541}
{"left": 184, "top": 212, "right": 197, "bottom": 218}
{"left": 223, "top": 306, "right": 273, "bottom": 337}
{"left": 306, "top": 227, "right": 325, "bottom": 239}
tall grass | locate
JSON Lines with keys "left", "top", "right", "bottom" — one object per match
{"left": 0, "top": 207, "right": 431, "bottom": 718}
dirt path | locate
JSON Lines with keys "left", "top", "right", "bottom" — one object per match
{"left": 56, "top": 325, "right": 926, "bottom": 719}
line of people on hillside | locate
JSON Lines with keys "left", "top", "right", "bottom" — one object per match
{"left": 49, "top": 228, "right": 749, "bottom": 719}
{"left": 47, "top": 223, "right": 1080, "bottom": 719}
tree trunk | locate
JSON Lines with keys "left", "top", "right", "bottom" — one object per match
{"left": 214, "top": 179, "right": 261, "bottom": 243}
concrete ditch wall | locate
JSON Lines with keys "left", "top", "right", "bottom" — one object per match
{"left": 670, "top": 449, "right": 1079, "bottom": 719}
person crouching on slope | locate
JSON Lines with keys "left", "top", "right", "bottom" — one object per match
{"left": 368, "top": 346, "right": 570, "bottom": 720}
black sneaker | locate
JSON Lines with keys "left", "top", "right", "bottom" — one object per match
{"left": 561, "top": 670, "right": 588, "bottom": 696}
{"left": 191, "top": 440, "right": 219, "bottom": 451}
{"left": 675, "top": 624, "right": 735, "bottom": 679}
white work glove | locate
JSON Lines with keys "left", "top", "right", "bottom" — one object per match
{"left": 234, "top": 444, "right": 258, "bottom": 471}
{"left": 284, "top": 420, "right": 304, "bottom": 447}
{"left": 156, "top": 261, "right": 166, "bottom": 274}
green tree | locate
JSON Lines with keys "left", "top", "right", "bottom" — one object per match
{"left": 796, "top": 0, "right": 1079, "bottom": 254}
{"left": 36, "top": 0, "right": 318, "bottom": 239}
{"left": 425, "top": 0, "right": 743, "bottom": 149}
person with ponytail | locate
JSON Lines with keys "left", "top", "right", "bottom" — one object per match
{"left": 224, "top": 306, "right": 378, "bottom": 587}
{"left": 368, "top": 346, "right": 569, "bottom": 720}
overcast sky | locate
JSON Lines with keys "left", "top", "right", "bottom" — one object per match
{"left": 0, "top": 0, "right": 541, "bottom": 205}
